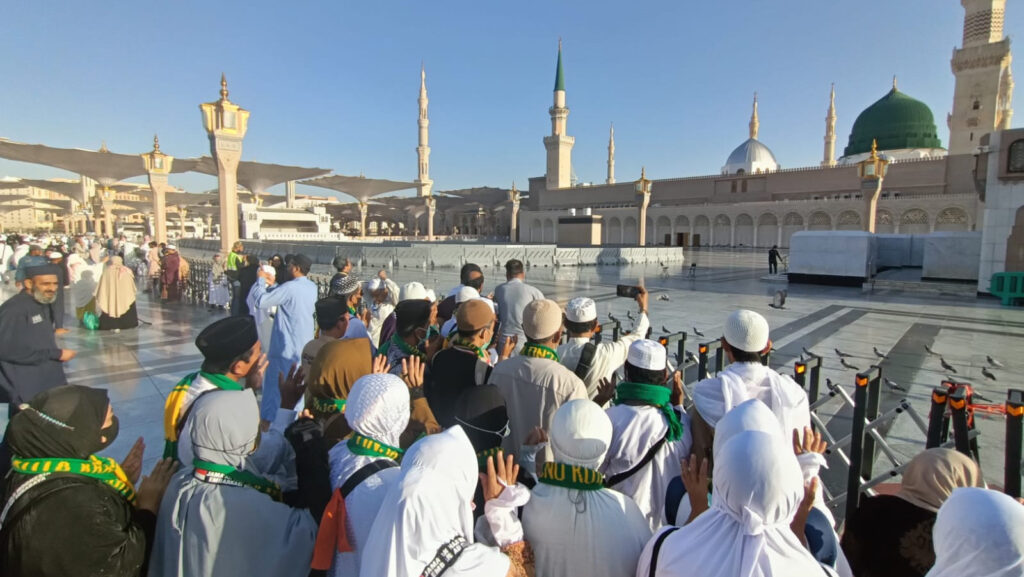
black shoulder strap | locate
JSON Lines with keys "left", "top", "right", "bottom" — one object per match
{"left": 340, "top": 459, "right": 397, "bottom": 498}
{"left": 604, "top": 435, "right": 667, "bottom": 488}
{"left": 648, "top": 527, "right": 680, "bottom": 577}
{"left": 574, "top": 342, "right": 597, "bottom": 380}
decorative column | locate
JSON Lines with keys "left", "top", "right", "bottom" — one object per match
{"left": 200, "top": 74, "right": 250, "bottom": 255}
{"left": 425, "top": 196, "right": 436, "bottom": 241}
{"left": 285, "top": 180, "right": 296, "bottom": 209}
{"left": 858, "top": 140, "right": 889, "bottom": 233}
{"left": 178, "top": 206, "right": 188, "bottom": 238}
{"left": 142, "top": 135, "right": 173, "bottom": 244}
{"left": 508, "top": 183, "right": 521, "bottom": 242}
{"left": 635, "top": 167, "right": 652, "bottom": 247}
{"left": 475, "top": 208, "right": 485, "bottom": 237}
{"left": 358, "top": 201, "right": 369, "bottom": 238}
{"left": 97, "top": 186, "right": 114, "bottom": 237}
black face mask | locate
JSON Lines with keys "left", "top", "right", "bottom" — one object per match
{"left": 98, "top": 415, "right": 119, "bottom": 450}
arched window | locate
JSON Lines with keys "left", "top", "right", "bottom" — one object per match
{"left": 741, "top": 180, "right": 748, "bottom": 193}
{"left": 1008, "top": 139, "right": 1024, "bottom": 173}
{"left": 973, "top": 100, "right": 981, "bottom": 110}
{"left": 731, "top": 181, "right": 737, "bottom": 193}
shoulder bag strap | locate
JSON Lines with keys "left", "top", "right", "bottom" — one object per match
{"left": 648, "top": 527, "right": 680, "bottom": 577}
{"left": 604, "top": 433, "right": 668, "bottom": 488}
{"left": 574, "top": 342, "right": 597, "bottom": 380}
{"left": 340, "top": 459, "right": 398, "bottom": 498}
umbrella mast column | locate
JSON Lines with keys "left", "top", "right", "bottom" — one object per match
{"left": 200, "top": 74, "right": 249, "bottom": 255}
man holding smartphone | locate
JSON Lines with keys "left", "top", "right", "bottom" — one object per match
{"left": 558, "top": 286, "right": 649, "bottom": 401}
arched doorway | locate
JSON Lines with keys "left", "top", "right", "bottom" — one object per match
{"left": 542, "top": 219, "right": 555, "bottom": 243}
{"left": 935, "top": 207, "right": 970, "bottom": 232}
{"left": 656, "top": 216, "right": 672, "bottom": 245}
{"left": 530, "top": 218, "right": 542, "bottom": 242}
{"left": 876, "top": 210, "right": 895, "bottom": 234}
{"left": 809, "top": 211, "right": 832, "bottom": 231}
{"left": 674, "top": 215, "right": 690, "bottom": 246}
{"left": 693, "top": 215, "right": 710, "bottom": 247}
{"left": 837, "top": 210, "right": 862, "bottom": 231}
{"left": 623, "top": 216, "right": 638, "bottom": 245}
{"left": 606, "top": 217, "right": 622, "bottom": 244}
{"left": 734, "top": 214, "right": 754, "bottom": 246}
{"left": 713, "top": 214, "right": 731, "bottom": 246}
{"left": 900, "top": 209, "right": 930, "bottom": 235}
{"left": 781, "top": 212, "right": 803, "bottom": 246}
{"left": 757, "top": 213, "right": 778, "bottom": 247}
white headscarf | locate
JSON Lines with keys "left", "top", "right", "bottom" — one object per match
{"left": 926, "top": 488, "right": 1024, "bottom": 577}
{"left": 329, "top": 373, "right": 410, "bottom": 489}
{"left": 523, "top": 399, "right": 651, "bottom": 577}
{"left": 713, "top": 398, "right": 783, "bottom": 455}
{"left": 694, "top": 362, "right": 810, "bottom": 432}
{"left": 653, "top": 430, "right": 824, "bottom": 577}
{"left": 189, "top": 389, "right": 259, "bottom": 469}
{"left": 359, "top": 426, "right": 510, "bottom": 577}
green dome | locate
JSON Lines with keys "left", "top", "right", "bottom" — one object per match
{"left": 843, "top": 88, "right": 943, "bottom": 157}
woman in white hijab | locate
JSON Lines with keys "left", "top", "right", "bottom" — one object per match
{"left": 523, "top": 398, "right": 651, "bottom": 577}
{"left": 360, "top": 426, "right": 533, "bottom": 577}
{"left": 148, "top": 390, "right": 318, "bottom": 577}
{"left": 313, "top": 373, "right": 411, "bottom": 576}
{"left": 68, "top": 242, "right": 106, "bottom": 321}
{"left": 925, "top": 487, "right": 1024, "bottom": 577}
{"left": 637, "top": 429, "right": 828, "bottom": 577}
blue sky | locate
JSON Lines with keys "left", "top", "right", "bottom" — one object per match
{"left": 0, "top": 0, "right": 1021, "bottom": 199}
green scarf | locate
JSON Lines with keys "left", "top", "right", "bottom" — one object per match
{"left": 193, "top": 459, "right": 282, "bottom": 501}
{"left": 613, "top": 382, "right": 684, "bottom": 442}
{"left": 476, "top": 446, "right": 502, "bottom": 471}
{"left": 393, "top": 334, "right": 425, "bottom": 359}
{"left": 310, "top": 396, "right": 347, "bottom": 416}
{"left": 453, "top": 337, "right": 489, "bottom": 362}
{"left": 163, "top": 371, "right": 244, "bottom": 459}
{"left": 538, "top": 461, "right": 604, "bottom": 491}
{"left": 520, "top": 342, "right": 560, "bottom": 362}
{"left": 12, "top": 455, "right": 137, "bottom": 504}
{"left": 347, "top": 305, "right": 357, "bottom": 316}
{"left": 347, "top": 433, "right": 403, "bottom": 461}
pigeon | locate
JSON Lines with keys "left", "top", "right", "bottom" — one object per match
{"left": 627, "top": 310, "right": 636, "bottom": 321}
{"left": 693, "top": 327, "right": 705, "bottom": 337}
{"left": 685, "top": 350, "right": 699, "bottom": 363}
{"left": 802, "top": 347, "right": 817, "bottom": 357}
{"left": 925, "top": 344, "right": 938, "bottom": 355}
{"left": 981, "top": 367, "right": 997, "bottom": 381}
{"left": 658, "top": 294, "right": 670, "bottom": 301}
{"left": 835, "top": 348, "right": 853, "bottom": 358}
{"left": 825, "top": 378, "right": 835, "bottom": 390}
{"left": 873, "top": 347, "right": 888, "bottom": 359}
{"left": 987, "top": 355, "right": 1004, "bottom": 368}
{"left": 840, "top": 358, "right": 861, "bottom": 371}
{"left": 939, "top": 357, "right": 958, "bottom": 374}
{"left": 884, "top": 378, "right": 907, "bottom": 392}
{"left": 609, "top": 313, "right": 620, "bottom": 323}
{"left": 769, "top": 290, "right": 787, "bottom": 309}
{"left": 973, "top": 390, "right": 994, "bottom": 402}
{"left": 661, "top": 325, "right": 671, "bottom": 333}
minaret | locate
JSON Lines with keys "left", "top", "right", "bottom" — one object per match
{"left": 415, "top": 63, "right": 432, "bottom": 198}
{"left": 822, "top": 84, "right": 837, "bottom": 167}
{"left": 544, "top": 39, "right": 575, "bottom": 190}
{"left": 607, "top": 123, "right": 616, "bottom": 184}
{"left": 749, "top": 92, "right": 760, "bottom": 140}
{"left": 949, "top": 0, "right": 1013, "bottom": 156}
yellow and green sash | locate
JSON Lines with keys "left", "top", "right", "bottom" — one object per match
{"left": 538, "top": 461, "right": 604, "bottom": 491}
{"left": 193, "top": 459, "right": 282, "bottom": 502}
{"left": 163, "top": 372, "right": 243, "bottom": 459}
{"left": 476, "top": 446, "right": 502, "bottom": 471}
{"left": 453, "top": 338, "right": 489, "bottom": 362}
{"left": 347, "top": 433, "right": 403, "bottom": 461}
{"left": 520, "top": 343, "right": 560, "bottom": 362}
{"left": 12, "top": 455, "right": 137, "bottom": 504}
{"left": 311, "top": 396, "right": 347, "bottom": 416}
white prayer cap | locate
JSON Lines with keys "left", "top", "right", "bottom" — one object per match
{"left": 522, "top": 299, "right": 563, "bottom": 340}
{"left": 261, "top": 265, "right": 276, "bottom": 276}
{"left": 455, "top": 285, "right": 479, "bottom": 304}
{"left": 627, "top": 339, "right": 666, "bottom": 371}
{"left": 425, "top": 289, "right": 437, "bottom": 303}
{"left": 724, "top": 309, "right": 770, "bottom": 353}
{"left": 475, "top": 297, "right": 497, "bottom": 313}
{"left": 565, "top": 297, "right": 597, "bottom": 323}
{"left": 46, "top": 251, "right": 62, "bottom": 259}
{"left": 549, "top": 399, "right": 612, "bottom": 468}
{"left": 166, "top": 244, "right": 177, "bottom": 250}
{"left": 400, "top": 281, "right": 428, "bottom": 301}
{"left": 367, "top": 278, "right": 383, "bottom": 291}
{"left": 346, "top": 373, "right": 411, "bottom": 448}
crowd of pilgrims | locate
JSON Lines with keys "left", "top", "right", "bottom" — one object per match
{"left": 0, "top": 243, "right": 1022, "bottom": 577}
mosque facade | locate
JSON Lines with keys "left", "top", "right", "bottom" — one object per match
{"left": 516, "top": 0, "right": 1014, "bottom": 248}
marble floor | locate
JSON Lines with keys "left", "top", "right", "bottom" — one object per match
{"left": 7, "top": 247, "right": 1023, "bottom": 515}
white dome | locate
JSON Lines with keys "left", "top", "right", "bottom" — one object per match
{"left": 722, "top": 138, "right": 779, "bottom": 175}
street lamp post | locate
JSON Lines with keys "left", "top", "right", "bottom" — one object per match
{"left": 635, "top": 167, "right": 653, "bottom": 247}
{"left": 858, "top": 139, "right": 890, "bottom": 233}
{"left": 142, "top": 134, "right": 174, "bottom": 244}
{"left": 200, "top": 74, "right": 249, "bottom": 255}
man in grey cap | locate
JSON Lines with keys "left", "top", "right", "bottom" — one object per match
{"left": 559, "top": 288, "right": 649, "bottom": 400}
{"left": 488, "top": 299, "right": 586, "bottom": 461}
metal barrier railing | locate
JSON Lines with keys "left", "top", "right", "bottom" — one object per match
{"left": 794, "top": 356, "right": 823, "bottom": 406}
{"left": 1006, "top": 389, "right": 1023, "bottom": 499}
{"left": 698, "top": 340, "right": 724, "bottom": 380}
{"left": 845, "top": 366, "right": 882, "bottom": 522}
{"left": 593, "top": 320, "right": 621, "bottom": 344}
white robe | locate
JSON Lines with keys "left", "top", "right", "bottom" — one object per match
{"left": 635, "top": 431, "right": 829, "bottom": 577}
{"left": 602, "top": 404, "right": 692, "bottom": 532}
{"left": 692, "top": 362, "right": 811, "bottom": 436}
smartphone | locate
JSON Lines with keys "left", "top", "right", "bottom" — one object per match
{"left": 616, "top": 284, "right": 640, "bottom": 298}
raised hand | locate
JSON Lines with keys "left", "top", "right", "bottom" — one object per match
{"left": 670, "top": 370, "right": 685, "bottom": 406}
{"left": 136, "top": 458, "right": 180, "bottom": 514}
{"left": 120, "top": 437, "right": 145, "bottom": 486}
{"left": 594, "top": 377, "right": 617, "bottom": 406}
{"left": 244, "top": 352, "right": 269, "bottom": 391}
{"left": 400, "top": 356, "right": 424, "bottom": 389}
{"left": 481, "top": 451, "right": 520, "bottom": 502}
{"left": 792, "top": 427, "right": 827, "bottom": 456}
{"left": 372, "top": 354, "right": 391, "bottom": 375}
{"left": 499, "top": 335, "right": 518, "bottom": 360}
{"left": 681, "top": 454, "right": 710, "bottom": 522}
{"left": 790, "top": 477, "right": 818, "bottom": 547}
{"left": 278, "top": 363, "right": 306, "bottom": 410}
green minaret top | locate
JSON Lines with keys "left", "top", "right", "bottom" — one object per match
{"left": 554, "top": 39, "right": 565, "bottom": 92}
